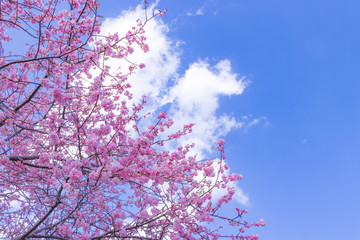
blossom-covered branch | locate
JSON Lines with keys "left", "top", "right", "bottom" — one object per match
{"left": 0, "top": 0, "right": 263, "bottom": 239}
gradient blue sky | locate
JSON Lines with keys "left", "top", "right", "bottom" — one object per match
{"left": 99, "top": 1, "right": 360, "bottom": 239}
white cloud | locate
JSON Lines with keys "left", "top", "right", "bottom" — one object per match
{"left": 186, "top": 7, "right": 205, "bottom": 16}
{"left": 100, "top": 3, "right": 255, "bottom": 205}
{"left": 242, "top": 115, "right": 269, "bottom": 132}
{"left": 165, "top": 59, "right": 247, "bottom": 159}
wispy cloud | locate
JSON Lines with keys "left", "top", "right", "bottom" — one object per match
{"left": 100, "top": 3, "right": 257, "bottom": 205}
{"left": 186, "top": 7, "right": 205, "bottom": 16}
{"left": 241, "top": 115, "right": 269, "bottom": 132}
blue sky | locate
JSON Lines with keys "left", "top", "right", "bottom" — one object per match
{"left": 99, "top": 0, "right": 360, "bottom": 239}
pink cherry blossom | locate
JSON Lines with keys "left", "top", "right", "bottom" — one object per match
{"left": 0, "top": 0, "right": 263, "bottom": 239}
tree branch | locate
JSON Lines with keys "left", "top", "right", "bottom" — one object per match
{"left": 9, "top": 155, "right": 40, "bottom": 161}
{"left": 14, "top": 84, "right": 42, "bottom": 112}
{"left": 15, "top": 186, "right": 63, "bottom": 240}
{"left": 25, "top": 235, "right": 68, "bottom": 240}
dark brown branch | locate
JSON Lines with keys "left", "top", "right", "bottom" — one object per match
{"left": 9, "top": 155, "right": 52, "bottom": 169}
{"left": 14, "top": 84, "right": 42, "bottom": 112}
{"left": 0, "top": 19, "right": 38, "bottom": 38}
{"left": 0, "top": 47, "right": 83, "bottom": 70}
{"left": 25, "top": 235, "right": 68, "bottom": 240}
{"left": 0, "top": 116, "right": 8, "bottom": 127}
{"left": 9, "top": 155, "right": 40, "bottom": 161}
{"left": 23, "top": 162, "right": 52, "bottom": 169}
{"left": 91, "top": 235, "right": 157, "bottom": 240}
{"left": 14, "top": 123, "right": 47, "bottom": 134}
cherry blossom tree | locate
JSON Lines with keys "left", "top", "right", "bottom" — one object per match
{"left": 0, "top": 0, "right": 264, "bottom": 239}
